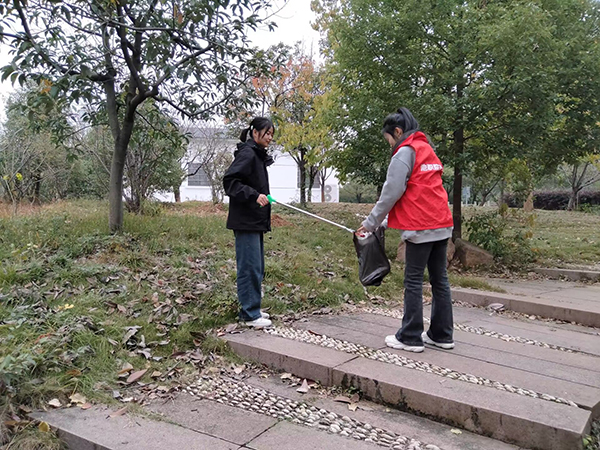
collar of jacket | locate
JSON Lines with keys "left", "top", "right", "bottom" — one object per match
{"left": 238, "top": 139, "right": 274, "bottom": 166}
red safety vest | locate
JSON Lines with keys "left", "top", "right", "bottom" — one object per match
{"left": 387, "top": 132, "right": 454, "bottom": 231}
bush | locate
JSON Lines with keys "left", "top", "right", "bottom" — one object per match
{"left": 465, "top": 209, "right": 535, "bottom": 267}
{"left": 503, "top": 190, "right": 600, "bottom": 210}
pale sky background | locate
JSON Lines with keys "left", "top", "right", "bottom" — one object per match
{"left": 0, "top": 0, "right": 320, "bottom": 119}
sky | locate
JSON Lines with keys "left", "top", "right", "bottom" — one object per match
{"left": 0, "top": 0, "right": 321, "bottom": 117}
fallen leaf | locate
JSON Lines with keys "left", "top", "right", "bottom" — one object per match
{"left": 4, "top": 420, "right": 22, "bottom": 427}
{"left": 348, "top": 403, "right": 358, "bottom": 411}
{"left": 80, "top": 403, "right": 93, "bottom": 410}
{"left": 137, "top": 348, "right": 152, "bottom": 359}
{"left": 151, "top": 371, "right": 162, "bottom": 378}
{"left": 280, "top": 373, "right": 293, "bottom": 380}
{"left": 233, "top": 365, "right": 244, "bottom": 375}
{"left": 117, "top": 363, "right": 134, "bottom": 375}
{"left": 38, "top": 422, "right": 50, "bottom": 432}
{"left": 18, "top": 405, "right": 32, "bottom": 413}
{"left": 225, "top": 323, "right": 238, "bottom": 333}
{"left": 451, "top": 429, "right": 463, "bottom": 435}
{"left": 127, "top": 369, "right": 148, "bottom": 384}
{"left": 487, "top": 303, "right": 505, "bottom": 311}
{"left": 333, "top": 395, "right": 351, "bottom": 404}
{"left": 357, "top": 405, "right": 374, "bottom": 412}
{"left": 109, "top": 406, "right": 128, "bottom": 418}
{"left": 296, "top": 379, "right": 310, "bottom": 394}
{"left": 350, "top": 393, "right": 360, "bottom": 403}
{"left": 48, "top": 399, "right": 62, "bottom": 408}
{"left": 66, "top": 369, "right": 82, "bottom": 377}
{"left": 122, "top": 326, "right": 140, "bottom": 344}
{"left": 69, "top": 393, "right": 87, "bottom": 405}
{"left": 189, "top": 350, "right": 204, "bottom": 361}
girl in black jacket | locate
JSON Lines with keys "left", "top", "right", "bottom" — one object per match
{"left": 223, "top": 117, "right": 275, "bottom": 327}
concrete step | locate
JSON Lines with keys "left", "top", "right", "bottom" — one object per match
{"left": 30, "top": 375, "right": 519, "bottom": 450}
{"left": 451, "top": 287, "right": 600, "bottom": 327}
{"left": 295, "top": 314, "right": 600, "bottom": 415}
{"left": 225, "top": 313, "right": 597, "bottom": 450}
{"left": 31, "top": 406, "right": 242, "bottom": 450}
{"left": 534, "top": 268, "right": 600, "bottom": 282}
{"left": 155, "top": 375, "right": 520, "bottom": 450}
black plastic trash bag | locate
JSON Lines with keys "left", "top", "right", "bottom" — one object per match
{"left": 353, "top": 227, "right": 391, "bottom": 286}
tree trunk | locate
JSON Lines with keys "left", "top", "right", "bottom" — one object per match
{"left": 174, "top": 186, "right": 181, "bottom": 202}
{"left": 499, "top": 179, "right": 506, "bottom": 209}
{"left": 109, "top": 118, "right": 135, "bottom": 232}
{"left": 109, "top": 141, "right": 125, "bottom": 231}
{"left": 568, "top": 187, "right": 579, "bottom": 211}
{"left": 298, "top": 150, "right": 307, "bottom": 205}
{"left": 32, "top": 172, "right": 42, "bottom": 205}
{"left": 307, "top": 166, "right": 316, "bottom": 203}
{"left": 452, "top": 128, "right": 464, "bottom": 240}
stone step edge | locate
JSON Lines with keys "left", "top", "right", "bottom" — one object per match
{"left": 30, "top": 406, "right": 240, "bottom": 450}
{"left": 451, "top": 287, "right": 600, "bottom": 328}
{"left": 534, "top": 268, "right": 600, "bottom": 282}
{"left": 224, "top": 332, "right": 591, "bottom": 450}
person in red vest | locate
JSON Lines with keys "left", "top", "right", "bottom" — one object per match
{"left": 355, "top": 107, "right": 454, "bottom": 353}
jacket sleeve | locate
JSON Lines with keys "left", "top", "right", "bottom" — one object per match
{"left": 223, "top": 149, "right": 260, "bottom": 203}
{"left": 362, "top": 146, "right": 415, "bottom": 232}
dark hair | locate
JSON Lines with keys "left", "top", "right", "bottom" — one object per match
{"left": 382, "top": 107, "right": 420, "bottom": 139}
{"left": 240, "top": 117, "right": 275, "bottom": 142}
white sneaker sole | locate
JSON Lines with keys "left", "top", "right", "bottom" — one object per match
{"left": 385, "top": 335, "right": 424, "bottom": 353}
{"left": 422, "top": 332, "right": 455, "bottom": 349}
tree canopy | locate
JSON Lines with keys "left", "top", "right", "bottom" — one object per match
{"left": 314, "top": 0, "right": 600, "bottom": 237}
{"left": 0, "top": 0, "right": 275, "bottom": 230}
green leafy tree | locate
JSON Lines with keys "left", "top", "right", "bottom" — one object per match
{"left": 124, "top": 103, "right": 186, "bottom": 213}
{"left": 1, "top": 0, "right": 274, "bottom": 231}
{"left": 270, "top": 48, "right": 332, "bottom": 204}
{"left": 0, "top": 91, "right": 74, "bottom": 211}
{"left": 314, "top": 0, "right": 600, "bottom": 238}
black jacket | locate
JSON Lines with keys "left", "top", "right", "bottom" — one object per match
{"left": 223, "top": 140, "right": 274, "bottom": 232}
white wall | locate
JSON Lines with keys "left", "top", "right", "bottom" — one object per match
{"left": 154, "top": 144, "right": 339, "bottom": 204}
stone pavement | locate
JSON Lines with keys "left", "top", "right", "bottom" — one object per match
{"left": 31, "top": 371, "right": 519, "bottom": 450}
{"left": 30, "top": 278, "right": 599, "bottom": 450}
{"left": 450, "top": 277, "right": 600, "bottom": 327}
{"left": 225, "top": 301, "right": 600, "bottom": 450}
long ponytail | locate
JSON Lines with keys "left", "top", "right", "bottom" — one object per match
{"left": 240, "top": 117, "right": 275, "bottom": 142}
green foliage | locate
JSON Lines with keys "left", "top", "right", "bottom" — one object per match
{"left": 583, "top": 419, "right": 600, "bottom": 450}
{"left": 465, "top": 209, "right": 536, "bottom": 267}
{"left": 339, "top": 180, "right": 378, "bottom": 203}
{"left": 314, "top": 0, "right": 600, "bottom": 234}
{"left": 0, "top": 89, "right": 79, "bottom": 205}
{"left": 0, "top": 0, "right": 276, "bottom": 230}
{"left": 246, "top": 45, "right": 334, "bottom": 204}
{"left": 124, "top": 103, "right": 186, "bottom": 213}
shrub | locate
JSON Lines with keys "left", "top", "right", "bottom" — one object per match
{"left": 465, "top": 210, "right": 535, "bottom": 268}
{"left": 504, "top": 190, "right": 600, "bottom": 210}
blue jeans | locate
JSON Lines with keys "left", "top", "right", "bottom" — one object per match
{"left": 397, "top": 239, "right": 454, "bottom": 346}
{"left": 234, "top": 231, "right": 264, "bottom": 321}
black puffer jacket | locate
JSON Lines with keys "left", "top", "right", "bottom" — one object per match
{"left": 223, "top": 140, "right": 274, "bottom": 232}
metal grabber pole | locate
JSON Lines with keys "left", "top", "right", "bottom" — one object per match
{"left": 267, "top": 195, "right": 355, "bottom": 234}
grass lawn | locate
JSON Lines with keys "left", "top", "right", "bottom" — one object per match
{"left": 0, "top": 200, "right": 597, "bottom": 447}
{"left": 461, "top": 205, "right": 600, "bottom": 268}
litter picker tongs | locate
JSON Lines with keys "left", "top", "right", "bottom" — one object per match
{"left": 267, "top": 195, "right": 355, "bottom": 234}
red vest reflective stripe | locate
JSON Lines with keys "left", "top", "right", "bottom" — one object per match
{"left": 387, "top": 132, "right": 454, "bottom": 231}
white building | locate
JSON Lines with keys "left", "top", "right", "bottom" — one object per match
{"left": 156, "top": 127, "right": 340, "bottom": 204}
